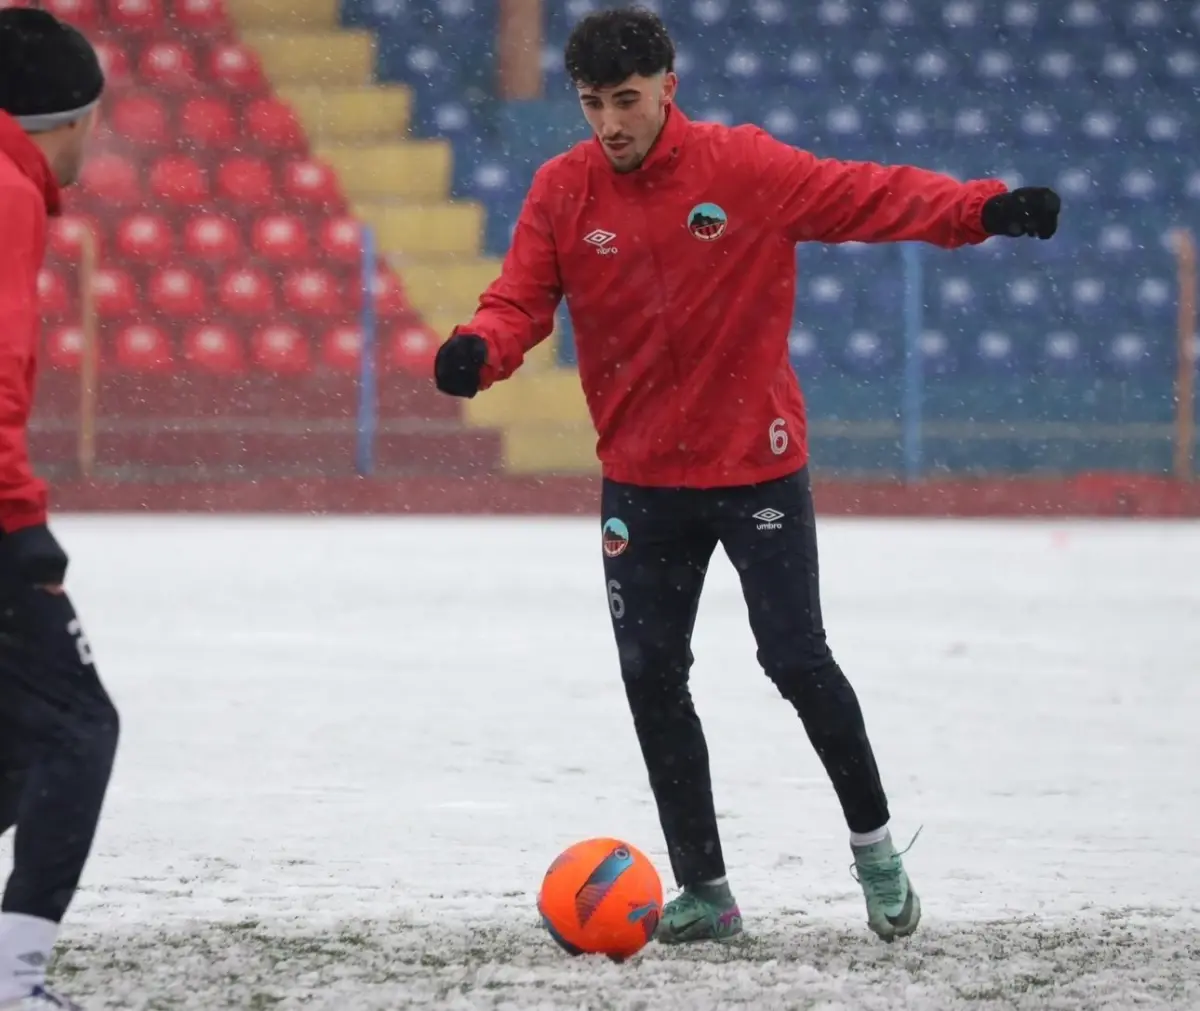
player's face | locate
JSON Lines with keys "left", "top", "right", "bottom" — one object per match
{"left": 53, "top": 106, "right": 99, "bottom": 188}
{"left": 577, "top": 72, "right": 677, "bottom": 173}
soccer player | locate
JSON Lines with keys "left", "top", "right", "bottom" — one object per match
{"left": 0, "top": 9, "right": 119, "bottom": 1006}
{"left": 434, "top": 6, "right": 1059, "bottom": 944}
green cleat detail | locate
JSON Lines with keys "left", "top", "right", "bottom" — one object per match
{"left": 852, "top": 831, "right": 922, "bottom": 942}
{"left": 654, "top": 888, "right": 743, "bottom": 945}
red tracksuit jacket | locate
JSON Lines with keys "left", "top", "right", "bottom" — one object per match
{"left": 0, "top": 112, "right": 61, "bottom": 531}
{"left": 460, "top": 106, "right": 1007, "bottom": 488}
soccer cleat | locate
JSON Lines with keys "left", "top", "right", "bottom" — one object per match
{"left": 0, "top": 985, "right": 83, "bottom": 1009}
{"left": 654, "top": 888, "right": 743, "bottom": 944}
{"left": 851, "top": 831, "right": 922, "bottom": 942}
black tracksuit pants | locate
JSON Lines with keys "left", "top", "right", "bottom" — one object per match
{"left": 0, "top": 581, "right": 119, "bottom": 923}
{"left": 601, "top": 466, "right": 888, "bottom": 888}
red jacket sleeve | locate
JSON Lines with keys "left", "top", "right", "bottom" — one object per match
{"left": 0, "top": 186, "right": 48, "bottom": 533}
{"left": 744, "top": 127, "right": 1008, "bottom": 248}
{"left": 458, "top": 169, "right": 563, "bottom": 389}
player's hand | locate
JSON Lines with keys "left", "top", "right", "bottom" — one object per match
{"left": 0, "top": 524, "right": 68, "bottom": 587}
{"left": 434, "top": 332, "right": 489, "bottom": 398}
{"left": 982, "top": 187, "right": 1060, "bottom": 240}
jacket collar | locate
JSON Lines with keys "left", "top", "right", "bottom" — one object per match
{"left": 0, "top": 111, "right": 62, "bottom": 217}
{"left": 590, "top": 103, "right": 690, "bottom": 183}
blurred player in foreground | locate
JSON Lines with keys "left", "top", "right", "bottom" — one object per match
{"left": 435, "top": 6, "right": 1059, "bottom": 944}
{"left": 0, "top": 10, "right": 119, "bottom": 1008}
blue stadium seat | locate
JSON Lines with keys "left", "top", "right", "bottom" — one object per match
{"left": 838, "top": 327, "right": 897, "bottom": 377}
{"left": 919, "top": 328, "right": 962, "bottom": 377}
{"left": 788, "top": 324, "right": 830, "bottom": 377}
{"left": 796, "top": 269, "right": 861, "bottom": 338}
{"left": 964, "top": 326, "right": 1029, "bottom": 378}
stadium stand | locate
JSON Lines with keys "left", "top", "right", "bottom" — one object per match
{"left": 19, "top": 0, "right": 1199, "bottom": 481}
{"left": 20, "top": 0, "right": 503, "bottom": 479}
{"left": 345, "top": 0, "right": 1194, "bottom": 477}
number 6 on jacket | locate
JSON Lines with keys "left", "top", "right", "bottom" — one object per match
{"left": 769, "top": 418, "right": 788, "bottom": 456}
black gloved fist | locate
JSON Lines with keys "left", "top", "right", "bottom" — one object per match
{"left": 0, "top": 524, "right": 68, "bottom": 587}
{"left": 434, "top": 332, "right": 488, "bottom": 399}
{"left": 982, "top": 187, "right": 1061, "bottom": 240}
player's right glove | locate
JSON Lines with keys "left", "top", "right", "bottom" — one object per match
{"left": 434, "top": 332, "right": 488, "bottom": 399}
{"left": 0, "top": 523, "right": 69, "bottom": 587}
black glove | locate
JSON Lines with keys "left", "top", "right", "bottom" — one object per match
{"left": 982, "top": 187, "right": 1060, "bottom": 240}
{"left": 0, "top": 524, "right": 68, "bottom": 586}
{"left": 434, "top": 333, "right": 489, "bottom": 399}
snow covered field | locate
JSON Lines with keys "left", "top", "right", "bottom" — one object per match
{"left": 18, "top": 516, "right": 1200, "bottom": 1009}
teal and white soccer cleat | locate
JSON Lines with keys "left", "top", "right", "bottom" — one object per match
{"left": 655, "top": 886, "right": 743, "bottom": 944}
{"left": 851, "top": 831, "right": 922, "bottom": 942}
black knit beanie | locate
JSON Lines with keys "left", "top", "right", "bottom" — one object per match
{"left": 0, "top": 8, "right": 105, "bottom": 132}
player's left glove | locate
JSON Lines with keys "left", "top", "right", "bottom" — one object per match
{"left": 982, "top": 187, "right": 1061, "bottom": 240}
{"left": 434, "top": 332, "right": 488, "bottom": 398}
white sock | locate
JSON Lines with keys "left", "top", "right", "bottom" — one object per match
{"left": 699, "top": 876, "right": 727, "bottom": 887}
{"left": 0, "top": 913, "right": 58, "bottom": 1001}
{"left": 849, "top": 825, "right": 890, "bottom": 848}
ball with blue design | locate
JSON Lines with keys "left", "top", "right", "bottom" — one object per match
{"left": 537, "top": 837, "right": 663, "bottom": 961}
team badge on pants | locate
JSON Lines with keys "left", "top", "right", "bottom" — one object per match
{"left": 602, "top": 518, "right": 630, "bottom": 557}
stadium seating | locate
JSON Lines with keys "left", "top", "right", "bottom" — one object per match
{"left": 42, "top": 2, "right": 442, "bottom": 370}
{"left": 21, "top": 0, "right": 1195, "bottom": 478}
{"left": 18, "top": 0, "right": 505, "bottom": 479}
{"left": 331, "top": 0, "right": 1194, "bottom": 475}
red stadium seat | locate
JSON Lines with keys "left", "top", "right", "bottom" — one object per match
{"left": 92, "top": 39, "right": 132, "bottom": 89}
{"left": 250, "top": 213, "right": 309, "bottom": 263}
{"left": 115, "top": 323, "right": 173, "bottom": 371}
{"left": 321, "top": 324, "right": 361, "bottom": 371}
{"left": 243, "top": 97, "right": 304, "bottom": 152}
{"left": 107, "top": 0, "right": 165, "bottom": 32}
{"left": 149, "top": 154, "right": 209, "bottom": 206}
{"left": 109, "top": 92, "right": 169, "bottom": 146}
{"left": 356, "top": 266, "right": 408, "bottom": 318}
{"left": 185, "top": 323, "right": 244, "bottom": 372}
{"left": 216, "top": 156, "right": 273, "bottom": 207}
{"left": 218, "top": 266, "right": 274, "bottom": 317}
{"left": 37, "top": 268, "right": 72, "bottom": 319}
{"left": 46, "top": 325, "right": 85, "bottom": 370}
{"left": 318, "top": 216, "right": 361, "bottom": 264}
{"left": 92, "top": 267, "right": 138, "bottom": 319}
{"left": 387, "top": 321, "right": 438, "bottom": 373}
{"left": 280, "top": 158, "right": 341, "bottom": 209}
{"left": 173, "top": 0, "right": 226, "bottom": 32}
{"left": 180, "top": 95, "right": 236, "bottom": 148}
{"left": 47, "top": 214, "right": 100, "bottom": 263}
{"left": 252, "top": 323, "right": 309, "bottom": 372}
{"left": 43, "top": 0, "right": 100, "bottom": 28}
{"left": 206, "top": 42, "right": 265, "bottom": 92}
{"left": 80, "top": 151, "right": 140, "bottom": 205}
{"left": 148, "top": 266, "right": 207, "bottom": 318}
{"left": 182, "top": 213, "right": 242, "bottom": 262}
{"left": 138, "top": 39, "right": 199, "bottom": 89}
{"left": 115, "top": 212, "right": 174, "bottom": 262}
{"left": 282, "top": 267, "right": 343, "bottom": 317}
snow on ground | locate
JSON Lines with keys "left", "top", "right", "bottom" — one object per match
{"left": 13, "top": 515, "right": 1200, "bottom": 1009}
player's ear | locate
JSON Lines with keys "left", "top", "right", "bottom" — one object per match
{"left": 661, "top": 71, "right": 678, "bottom": 106}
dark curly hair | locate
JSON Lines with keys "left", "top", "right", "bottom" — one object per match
{"left": 564, "top": 6, "right": 675, "bottom": 90}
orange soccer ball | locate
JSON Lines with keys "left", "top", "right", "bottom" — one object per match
{"left": 537, "top": 837, "right": 664, "bottom": 961}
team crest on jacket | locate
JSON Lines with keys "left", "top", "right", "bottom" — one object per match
{"left": 602, "top": 518, "right": 630, "bottom": 557}
{"left": 687, "top": 202, "right": 728, "bottom": 241}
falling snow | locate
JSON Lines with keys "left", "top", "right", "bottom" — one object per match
{"left": 23, "top": 515, "right": 1200, "bottom": 1008}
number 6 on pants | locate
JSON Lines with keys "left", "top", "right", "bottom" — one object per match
{"left": 607, "top": 580, "right": 625, "bottom": 620}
